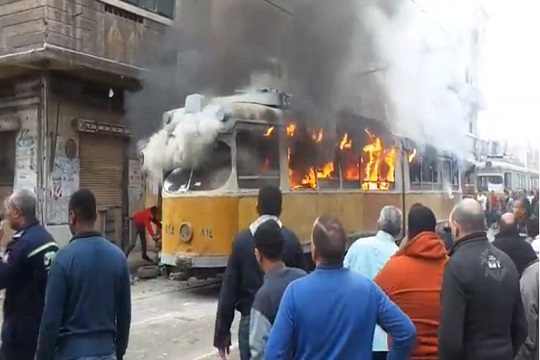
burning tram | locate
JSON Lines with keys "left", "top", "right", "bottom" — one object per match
{"left": 159, "top": 90, "right": 461, "bottom": 277}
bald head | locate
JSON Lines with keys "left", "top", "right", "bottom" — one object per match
{"left": 450, "top": 198, "right": 486, "bottom": 239}
{"left": 498, "top": 212, "right": 517, "bottom": 235}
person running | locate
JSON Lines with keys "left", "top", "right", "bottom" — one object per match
{"left": 128, "top": 206, "right": 161, "bottom": 262}
{"left": 0, "top": 189, "right": 58, "bottom": 360}
{"left": 439, "top": 199, "right": 527, "bottom": 360}
{"left": 214, "top": 186, "right": 304, "bottom": 360}
{"left": 36, "top": 189, "right": 131, "bottom": 360}
{"left": 266, "top": 215, "right": 415, "bottom": 359}
{"left": 344, "top": 205, "right": 402, "bottom": 360}
{"left": 375, "top": 205, "right": 448, "bottom": 359}
{"left": 249, "top": 220, "right": 306, "bottom": 360}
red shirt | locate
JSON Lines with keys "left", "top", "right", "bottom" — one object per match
{"left": 132, "top": 208, "right": 156, "bottom": 237}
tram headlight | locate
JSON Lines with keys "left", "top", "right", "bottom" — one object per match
{"left": 179, "top": 222, "right": 193, "bottom": 243}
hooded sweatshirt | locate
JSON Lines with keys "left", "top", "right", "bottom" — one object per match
{"left": 375, "top": 231, "right": 448, "bottom": 359}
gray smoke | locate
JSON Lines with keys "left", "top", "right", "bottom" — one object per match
{"left": 128, "top": 0, "right": 483, "bottom": 172}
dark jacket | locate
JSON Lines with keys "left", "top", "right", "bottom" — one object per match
{"left": 249, "top": 266, "right": 306, "bottom": 360}
{"left": 214, "top": 225, "right": 304, "bottom": 348}
{"left": 36, "top": 232, "right": 131, "bottom": 360}
{"left": 0, "top": 222, "right": 58, "bottom": 359}
{"left": 516, "top": 260, "right": 539, "bottom": 360}
{"left": 439, "top": 232, "right": 527, "bottom": 360}
{"left": 493, "top": 229, "right": 537, "bottom": 276}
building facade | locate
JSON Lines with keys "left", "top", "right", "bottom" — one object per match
{"left": 0, "top": 0, "right": 173, "bottom": 246}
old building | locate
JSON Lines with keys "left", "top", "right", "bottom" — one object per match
{"left": 0, "top": 0, "right": 173, "bottom": 246}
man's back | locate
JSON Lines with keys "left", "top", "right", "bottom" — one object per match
{"left": 493, "top": 231, "right": 537, "bottom": 275}
{"left": 250, "top": 266, "right": 306, "bottom": 359}
{"left": 266, "top": 266, "right": 415, "bottom": 360}
{"left": 439, "top": 233, "right": 527, "bottom": 360}
{"left": 36, "top": 232, "right": 131, "bottom": 360}
{"left": 214, "top": 226, "right": 304, "bottom": 348}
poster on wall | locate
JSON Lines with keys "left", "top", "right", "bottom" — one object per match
{"left": 47, "top": 137, "right": 80, "bottom": 225}
{"left": 14, "top": 128, "right": 38, "bottom": 192}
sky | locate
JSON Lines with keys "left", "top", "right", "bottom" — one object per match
{"left": 478, "top": 0, "right": 540, "bottom": 147}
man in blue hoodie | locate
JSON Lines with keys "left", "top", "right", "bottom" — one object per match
{"left": 266, "top": 215, "right": 416, "bottom": 360}
{"left": 36, "top": 189, "right": 131, "bottom": 360}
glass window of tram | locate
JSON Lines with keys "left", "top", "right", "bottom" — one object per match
{"left": 409, "top": 146, "right": 441, "bottom": 190}
{"left": 164, "top": 141, "right": 232, "bottom": 192}
{"left": 236, "top": 126, "right": 280, "bottom": 189}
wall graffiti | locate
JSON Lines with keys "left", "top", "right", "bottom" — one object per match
{"left": 47, "top": 137, "right": 80, "bottom": 224}
{"left": 14, "top": 128, "right": 37, "bottom": 192}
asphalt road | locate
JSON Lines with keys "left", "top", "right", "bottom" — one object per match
{"left": 126, "top": 277, "right": 240, "bottom": 360}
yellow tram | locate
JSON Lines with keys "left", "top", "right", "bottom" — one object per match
{"left": 159, "top": 90, "right": 460, "bottom": 276}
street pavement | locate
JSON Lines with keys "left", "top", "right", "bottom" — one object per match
{"left": 126, "top": 277, "right": 240, "bottom": 360}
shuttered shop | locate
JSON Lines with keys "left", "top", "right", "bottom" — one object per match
{"left": 79, "top": 134, "right": 125, "bottom": 243}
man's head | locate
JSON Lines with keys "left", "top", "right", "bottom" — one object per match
{"left": 256, "top": 186, "right": 282, "bottom": 217}
{"left": 408, "top": 205, "right": 437, "bottom": 239}
{"left": 377, "top": 206, "right": 402, "bottom": 238}
{"left": 4, "top": 189, "right": 37, "bottom": 231}
{"left": 150, "top": 206, "right": 158, "bottom": 219}
{"left": 450, "top": 198, "right": 486, "bottom": 241}
{"left": 254, "top": 220, "right": 284, "bottom": 272}
{"left": 311, "top": 215, "right": 347, "bottom": 267}
{"left": 498, "top": 212, "right": 518, "bottom": 235}
{"left": 513, "top": 198, "right": 530, "bottom": 222}
{"left": 68, "top": 189, "right": 97, "bottom": 235}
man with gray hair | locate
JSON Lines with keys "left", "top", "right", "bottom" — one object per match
{"left": 344, "top": 205, "right": 402, "bottom": 360}
{"left": 439, "top": 199, "right": 527, "bottom": 360}
{"left": 1, "top": 189, "right": 58, "bottom": 360}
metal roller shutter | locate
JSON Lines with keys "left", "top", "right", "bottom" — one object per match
{"left": 79, "top": 134, "right": 126, "bottom": 243}
{"left": 80, "top": 134, "right": 124, "bottom": 208}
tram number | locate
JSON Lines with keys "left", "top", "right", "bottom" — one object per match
{"left": 201, "top": 228, "right": 214, "bottom": 240}
{"left": 165, "top": 224, "right": 175, "bottom": 236}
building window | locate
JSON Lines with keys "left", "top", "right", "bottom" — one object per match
{"left": 122, "top": 0, "right": 175, "bottom": 18}
{"left": 0, "top": 132, "right": 15, "bottom": 186}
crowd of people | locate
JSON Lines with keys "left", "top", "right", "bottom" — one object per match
{"left": 215, "top": 186, "right": 539, "bottom": 360}
{"left": 0, "top": 185, "right": 537, "bottom": 360}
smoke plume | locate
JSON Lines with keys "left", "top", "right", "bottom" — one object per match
{"left": 129, "top": 0, "right": 483, "bottom": 177}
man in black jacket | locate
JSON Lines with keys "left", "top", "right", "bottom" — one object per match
{"left": 439, "top": 199, "right": 527, "bottom": 360}
{"left": 214, "top": 186, "right": 304, "bottom": 360}
{"left": 1, "top": 189, "right": 59, "bottom": 360}
{"left": 493, "top": 213, "right": 537, "bottom": 276}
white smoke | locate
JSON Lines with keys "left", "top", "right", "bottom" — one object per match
{"left": 141, "top": 95, "right": 227, "bottom": 179}
{"left": 359, "top": 0, "right": 484, "bottom": 154}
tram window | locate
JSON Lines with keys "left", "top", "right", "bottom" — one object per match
{"left": 164, "top": 141, "right": 232, "bottom": 192}
{"left": 236, "top": 127, "right": 280, "bottom": 189}
{"left": 409, "top": 147, "right": 441, "bottom": 190}
{"left": 442, "top": 158, "right": 460, "bottom": 190}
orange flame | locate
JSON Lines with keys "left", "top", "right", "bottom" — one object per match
{"left": 361, "top": 131, "right": 397, "bottom": 190}
{"left": 263, "top": 126, "right": 275, "bottom": 137}
{"left": 317, "top": 162, "right": 335, "bottom": 179}
{"left": 286, "top": 123, "right": 296, "bottom": 137}
{"left": 339, "top": 133, "right": 352, "bottom": 150}
{"left": 312, "top": 128, "right": 324, "bottom": 143}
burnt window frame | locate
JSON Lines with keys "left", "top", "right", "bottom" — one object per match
{"left": 235, "top": 124, "right": 281, "bottom": 190}
{"left": 409, "top": 146, "right": 442, "bottom": 191}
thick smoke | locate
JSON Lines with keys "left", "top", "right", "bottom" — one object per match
{"left": 129, "top": 0, "right": 483, "bottom": 177}
{"left": 360, "top": 0, "right": 482, "bottom": 154}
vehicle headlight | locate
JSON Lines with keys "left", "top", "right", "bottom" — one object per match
{"left": 179, "top": 222, "right": 193, "bottom": 243}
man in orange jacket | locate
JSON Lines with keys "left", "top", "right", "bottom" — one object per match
{"left": 127, "top": 206, "right": 161, "bottom": 262}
